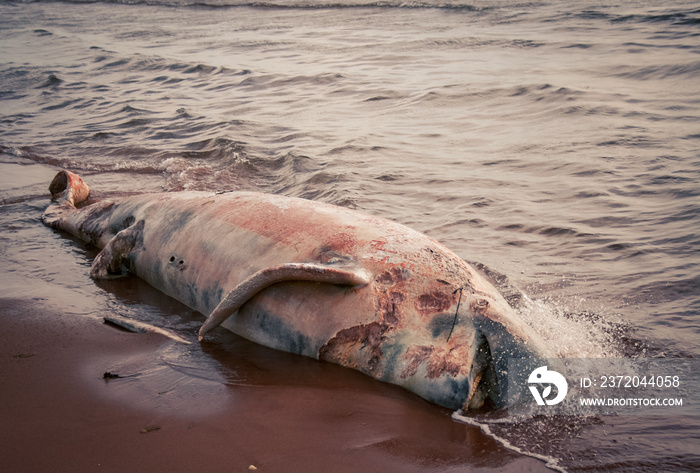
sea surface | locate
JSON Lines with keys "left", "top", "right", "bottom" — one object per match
{"left": 1, "top": 0, "right": 699, "bottom": 471}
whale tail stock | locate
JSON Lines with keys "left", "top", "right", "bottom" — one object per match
{"left": 49, "top": 169, "right": 90, "bottom": 206}
{"left": 42, "top": 170, "right": 144, "bottom": 279}
{"left": 42, "top": 170, "right": 91, "bottom": 227}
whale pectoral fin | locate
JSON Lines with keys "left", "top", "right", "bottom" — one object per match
{"left": 198, "top": 263, "right": 372, "bottom": 341}
{"left": 90, "top": 220, "right": 145, "bottom": 279}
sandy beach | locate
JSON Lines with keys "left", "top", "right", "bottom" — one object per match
{"left": 0, "top": 296, "right": 549, "bottom": 473}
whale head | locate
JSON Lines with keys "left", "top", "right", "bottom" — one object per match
{"left": 461, "top": 293, "right": 553, "bottom": 411}
{"left": 375, "top": 278, "right": 554, "bottom": 412}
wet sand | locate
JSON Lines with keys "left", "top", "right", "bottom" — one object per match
{"left": 0, "top": 297, "right": 550, "bottom": 473}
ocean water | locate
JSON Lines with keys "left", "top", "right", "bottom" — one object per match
{"left": 1, "top": 0, "right": 698, "bottom": 471}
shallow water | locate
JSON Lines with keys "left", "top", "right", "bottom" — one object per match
{"left": 1, "top": 0, "right": 699, "bottom": 471}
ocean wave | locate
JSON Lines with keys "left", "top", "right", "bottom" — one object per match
{"left": 613, "top": 60, "right": 700, "bottom": 81}
{"left": 10, "top": 0, "right": 520, "bottom": 12}
{"left": 564, "top": 7, "right": 700, "bottom": 26}
{"left": 12, "top": 0, "right": 700, "bottom": 28}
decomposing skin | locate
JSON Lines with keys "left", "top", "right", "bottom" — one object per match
{"left": 42, "top": 170, "right": 552, "bottom": 411}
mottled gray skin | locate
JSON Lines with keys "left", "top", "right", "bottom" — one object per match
{"left": 43, "top": 170, "right": 553, "bottom": 411}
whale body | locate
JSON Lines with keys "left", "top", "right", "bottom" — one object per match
{"left": 42, "top": 170, "right": 551, "bottom": 411}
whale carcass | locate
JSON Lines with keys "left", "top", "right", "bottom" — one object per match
{"left": 42, "top": 170, "right": 551, "bottom": 411}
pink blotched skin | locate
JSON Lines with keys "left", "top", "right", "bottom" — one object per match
{"left": 43, "top": 170, "right": 551, "bottom": 411}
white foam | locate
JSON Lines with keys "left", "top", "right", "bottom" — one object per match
{"left": 451, "top": 410, "right": 568, "bottom": 473}
{"left": 516, "top": 294, "right": 622, "bottom": 358}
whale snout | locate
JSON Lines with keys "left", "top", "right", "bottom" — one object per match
{"left": 463, "top": 334, "right": 501, "bottom": 411}
{"left": 459, "top": 298, "right": 553, "bottom": 412}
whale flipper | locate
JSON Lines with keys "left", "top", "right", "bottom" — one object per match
{"left": 198, "top": 263, "right": 372, "bottom": 341}
{"left": 90, "top": 220, "right": 145, "bottom": 279}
